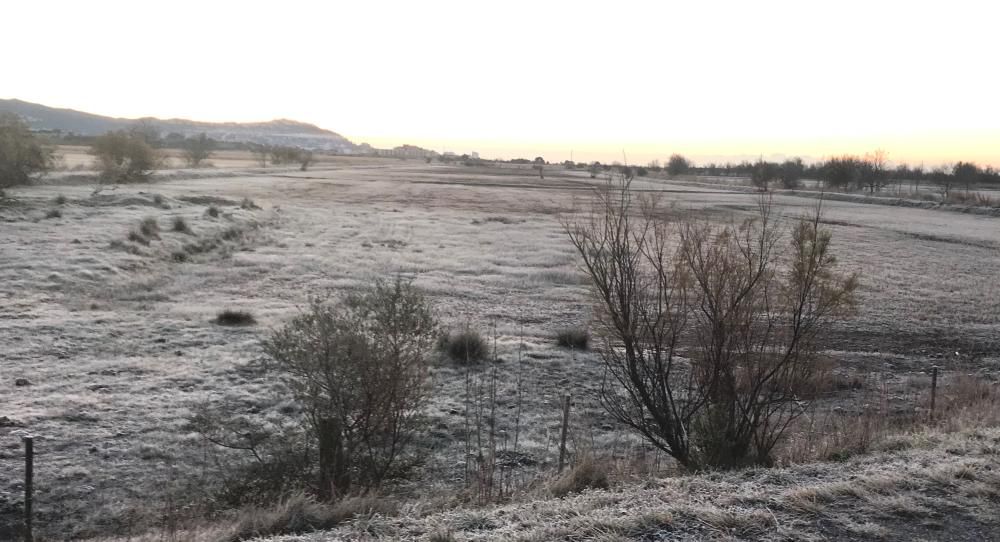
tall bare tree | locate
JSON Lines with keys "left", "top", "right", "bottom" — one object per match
{"left": 565, "top": 177, "right": 857, "bottom": 469}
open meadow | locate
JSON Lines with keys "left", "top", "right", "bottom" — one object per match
{"left": 2, "top": 159, "right": 999, "bottom": 540}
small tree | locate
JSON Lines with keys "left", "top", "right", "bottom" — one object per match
{"left": 183, "top": 132, "right": 216, "bottom": 168}
{"left": 90, "top": 130, "right": 159, "bottom": 183}
{"left": 820, "top": 156, "right": 860, "bottom": 191}
{"left": 666, "top": 154, "right": 690, "bottom": 176}
{"left": 299, "top": 149, "right": 314, "bottom": 171}
{"left": 750, "top": 158, "right": 780, "bottom": 191}
{"left": 263, "top": 277, "right": 436, "bottom": 497}
{"left": 0, "top": 112, "right": 52, "bottom": 187}
{"left": 953, "top": 161, "right": 980, "bottom": 195}
{"left": 932, "top": 166, "right": 954, "bottom": 198}
{"left": 859, "top": 149, "right": 889, "bottom": 193}
{"left": 533, "top": 156, "right": 545, "bottom": 179}
{"left": 249, "top": 143, "right": 270, "bottom": 167}
{"left": 780, "top": 158, "right": 804, "bottom": 189}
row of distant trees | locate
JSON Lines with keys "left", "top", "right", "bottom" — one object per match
{"left": 681, "top": 151, "right": 1000, "bottom": 195}
{"left": 534, "top": 151, "right": 1000, "bottom": 196}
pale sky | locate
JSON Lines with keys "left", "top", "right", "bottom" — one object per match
{"left": 4, "top": 0, "right": 998, "bottom": 167}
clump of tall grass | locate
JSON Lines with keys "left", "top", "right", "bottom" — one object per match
{"left": 555, "top": 327, "right": 589, "bottom": 350}
{"left": 172, "top": 215, "right": 193, "bottom": 234}
{"left": 438, "top": 328, "right": 487, "bottom": 363}
{"left": 139, "top": 217, "right": 160, "bottom": 239}
{"left": 215, "top": 309, "right": 257, "bottom": 326}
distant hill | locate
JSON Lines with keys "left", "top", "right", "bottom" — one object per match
{"left": 0, "top": 98, "right": 357, "bottom": 152}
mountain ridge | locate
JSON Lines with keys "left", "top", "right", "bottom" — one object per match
{"left": 0, "top": 98, "right": 357, "bottom": 152}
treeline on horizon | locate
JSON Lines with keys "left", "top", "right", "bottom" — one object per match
{"left": 521, "top": 152, "right": 1000, "bottom": 195}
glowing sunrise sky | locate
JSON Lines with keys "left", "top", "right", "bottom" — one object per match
{"left": 3, "top": 0, "right": 998, "bottom": 167}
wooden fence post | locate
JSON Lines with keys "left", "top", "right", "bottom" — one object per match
{"left": 24, "top": 436, "right": 33, "bottom": 542}
{"left": 930, "top": 366, "right": 939, "bottom": 417}
{"left": 558, "top": 394, "right": 571, "bottom": 473}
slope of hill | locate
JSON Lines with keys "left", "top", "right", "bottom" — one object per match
{"left": 85, "top": 427, "right": 1000, "bottom": 542}
{"left": 0, "top": 98, "right": 357, "bottom": 152}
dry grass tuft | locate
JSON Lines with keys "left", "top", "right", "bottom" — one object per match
{"left": 550, "top": 456, "right": 610, "bottom": 497}
{"left": 228, "top": 493, "right": 394, "bottom": 541}
{"left": 172, "top": 215, "right": 194, "bottom": 234}
{"left": 127, "top": 229, "right": 151, "bottom": 245}
{"left": 139, "top": 216, "right": 160, "bottom": 239}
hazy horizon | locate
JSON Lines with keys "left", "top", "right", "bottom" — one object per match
{"left": 5, "top": 0, "right": 998, "bottom": 167}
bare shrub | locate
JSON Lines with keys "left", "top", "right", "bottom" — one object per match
{"left": 45, "top": 208, "right": 62, "bottom": 219}
{"left": 240, "top": 197, "right": 260, "bottom": 210}
{"left": 564, "top": 177, "right": 858, "bottom": 469}
{"left": 263, "top": 277, "right": 437, "bottom": 498}
{"left": 206, "top": 205, "right": 221, "bottom": 218}
{"left": 215, "top": 310, "right": 256, "bottom": 326}
{"left": 54, "top": 194, "right": 67, "bottom": 205}
{"left": 439, "top": 328, "right": 487, "bottom": 363}
{"left": 555, "top": 327, "right": 589, "bottom": 350}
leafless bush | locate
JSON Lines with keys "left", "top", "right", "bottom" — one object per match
{"left": 263, "top": 277, "right": 437, "bottom": 498}
{"left": 564, "top": 177, "right": 858, "bottom": 469}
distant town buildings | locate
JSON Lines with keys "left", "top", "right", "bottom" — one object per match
{"left": 354, "top": 143, "right": 480, "bottom": 161}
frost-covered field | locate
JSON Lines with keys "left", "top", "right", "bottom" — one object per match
{"left": 2, "top": 160, "right": 998, "bottom": 539}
